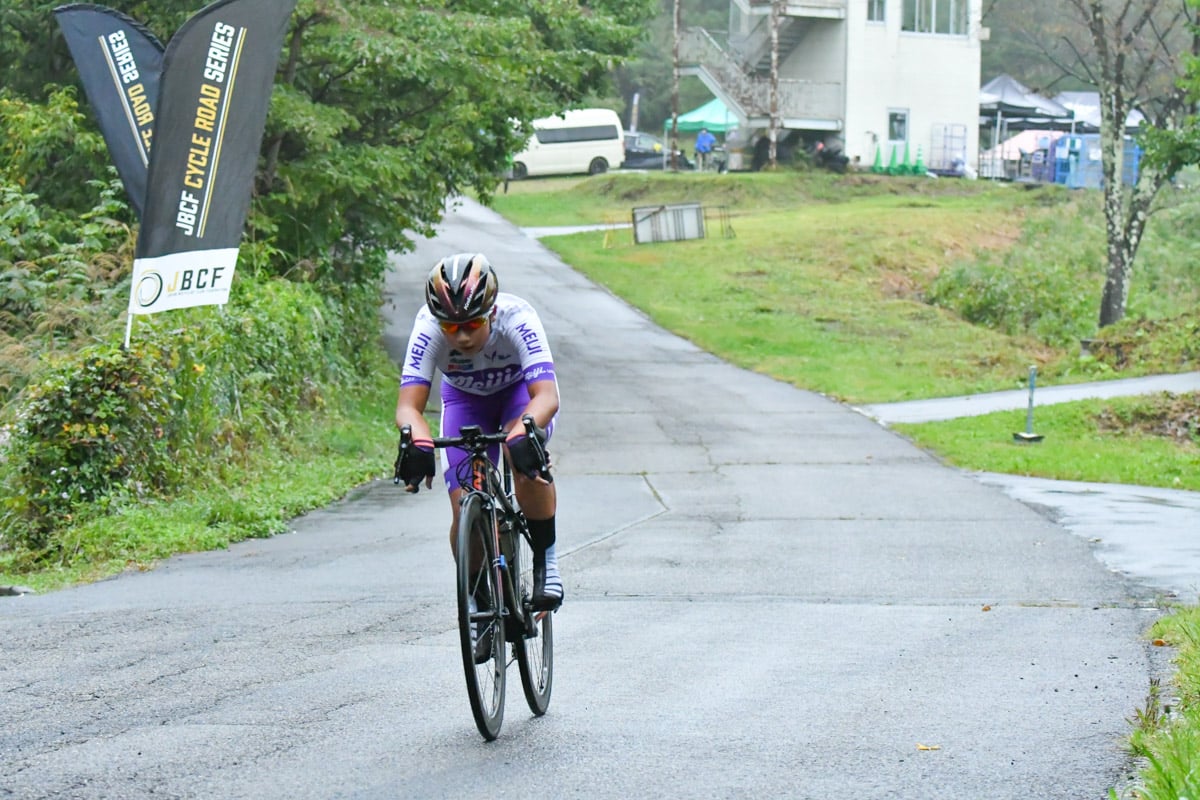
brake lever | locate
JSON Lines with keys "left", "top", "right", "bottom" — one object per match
{"left": 521, "top": 415, "right": 553, "bottom": 483}
{"left": 394, "top": 424, "right": 412, "bottom": 485}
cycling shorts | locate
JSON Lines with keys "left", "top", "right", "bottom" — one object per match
{"left": 439, "top": 380, "right": 556, "bottom": 491}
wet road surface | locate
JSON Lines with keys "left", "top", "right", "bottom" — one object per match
{"left": 0, "top": 198, "right": 1176, "bottom": 799}
{"left": 860, "top": 380, "right": 1200, "bottom": 603}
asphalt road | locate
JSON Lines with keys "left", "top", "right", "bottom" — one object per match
{"left": 1, "top": 198, "right": 1165, "bottom": 799}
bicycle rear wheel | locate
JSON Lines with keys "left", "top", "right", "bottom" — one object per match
{"left": 512, "top": 525, "right": 553, "bottom": 716}
{"left": 456, "top": 493, "right": 506, "bottom": 740}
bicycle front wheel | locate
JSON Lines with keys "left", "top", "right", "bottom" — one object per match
{"left": 513, "top": 525, "right": 553, "bottom": 716}
{"left": 456, "top": 493, "right": 506, "bottom": 740}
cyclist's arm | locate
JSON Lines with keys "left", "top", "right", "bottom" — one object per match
{"left": 396, "top": 383, "right": 434, "bottom": 443}
{"left": 510, "top": 378, "right": 558, "bottom": 437}
{"left": 508, "top": 379, "right": 559, "bottom": 448}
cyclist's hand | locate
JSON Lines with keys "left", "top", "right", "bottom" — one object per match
{"left": 396, "top": 438, "right": 436, "bottom": 493}
{"left": 507, "top": 418, "right": 552, "bottom": 484}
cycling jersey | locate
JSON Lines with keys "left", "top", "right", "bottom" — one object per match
{"left": 400, "top": 293, "right": 556, "bottom": 396}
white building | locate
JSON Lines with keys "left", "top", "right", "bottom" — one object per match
{"left": 680, "top": 0, "right": 982, "bottom": 173}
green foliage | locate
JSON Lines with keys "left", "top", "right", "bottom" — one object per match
{"left": 0, "top": 88, "right": 121, "bottom": 217}
{"left": 612, "top": 0, "right": 720, "bottom": 132}
{"left": 1138, "top": 0, "right": 1200, "bottom": 178}
{"left": 0, "top": 274, "right": 381, "bottom": 558}
{"left": 926, "top": 207, "right": 1106, "bottom": 347}
{"left": 1128, "top": 608, "right": 1200, "bottom": 800}
{"left": 4, "top": 1, "right": 656, "bottom": 285}
{"left": 0, "top": 373, "right": 395, "bottom": 588}
{"left": 0, "top": 1, "right": 79, "bottom": 100}
{"left": 895, "top": 396, "right": 1200, "bottom": 492}
{"left": 0, "top": 176, "right": 136, "bottom": 403}
{"left": 1084, "top": 313, "right": 1200, "bottom": 373}
{"left": 2, "top": 343, "right": 180, "bottom": 546}
{"left": 980, "top": 2, "right": 1093, "bottom": 91}
{"left": 249, "top": 0, "right": 656, "bottom": 279}
{"left": 926, "top": 187, "right": 1200, "bottom": 349}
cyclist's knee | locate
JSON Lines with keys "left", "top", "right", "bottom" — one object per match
{"left": 514, "top": 477, "right": 555, "bottom": 517}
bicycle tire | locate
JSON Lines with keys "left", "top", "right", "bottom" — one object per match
{"left": 456, "top": 493, "right": 506, "bottom": 740}
{"left": 512, "top": 524, "right": 553, "bottom": 716}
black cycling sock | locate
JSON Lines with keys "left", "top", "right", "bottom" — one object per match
{"left": 527, "top": 515, "right": 556, "bottom": 555}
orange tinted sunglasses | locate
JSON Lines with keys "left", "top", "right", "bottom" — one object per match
{"left": 438, "top": 315, "right": 489, "bottom": 335}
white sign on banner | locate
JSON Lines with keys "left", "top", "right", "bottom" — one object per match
{"left": 127, "top": 248, "right": 239, "bottom": 315}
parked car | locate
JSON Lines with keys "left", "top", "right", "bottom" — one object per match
{"left": 511, "top": 108, "right": 624, "bottom": 178}
{"left": 621, "top": 132, "right": 694, "bottom": 170}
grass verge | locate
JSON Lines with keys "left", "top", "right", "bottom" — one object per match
{"left": 1125, "top": 610, "right": 1200, "bottom": 799}
{"left": 490, "top": 173, "right": 1198, "bottom": 486}
{"left": 894, "top": 393, "right": 1200, "bottom": 492}
{"left": 492, "top": 171, "right": 1200, "bottom": 799}
{"left": 0, "top": 376, "right": 397, "bottom": 593}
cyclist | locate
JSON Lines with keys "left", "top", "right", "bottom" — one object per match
{"left": 394, "top": 253, "right": 564, "bottom": 612}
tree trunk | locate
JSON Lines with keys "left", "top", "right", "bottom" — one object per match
{"left": 1078, "top": 0, "right": 1188, "bottom": 328}
{"left": 768, "top": 0, "right": 781, "bottom": 168}
{"left": 670, "top": 0, "right": 681, "bottom": 171}
{"left": 261, "top": 16, "right": 310, "bottom": 194}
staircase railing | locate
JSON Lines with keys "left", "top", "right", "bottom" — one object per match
{"left": 680, "top": 28, "right": 759, "bottom": 110}
{"left": 679, "top": 27, "right": 842, "bottom": 121}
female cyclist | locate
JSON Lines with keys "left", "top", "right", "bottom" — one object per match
{"left": 394, "top": 253, "right": 563, "bottom": 610}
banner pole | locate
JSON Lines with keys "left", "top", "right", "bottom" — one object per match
{"left": 123, "top": 312, "right": 134, "bottom": 351}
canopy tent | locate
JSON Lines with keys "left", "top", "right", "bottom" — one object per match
{"left": 666, "top": 97, "right": 738, "bottom": 134}
{"left": 1054, "top": 91, "right": 1144, "bottom": 133}
{"left": 980, "top": 74, "right": 1076, "bottom": 131}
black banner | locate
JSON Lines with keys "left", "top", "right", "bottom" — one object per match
{"left": 54, "top": 4, "right": 164, "bottom": 218}
{"left": 128, "top": 0, "right": 296, "bottom": 315}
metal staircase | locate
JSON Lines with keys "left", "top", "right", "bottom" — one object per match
{"left": 678, "top": 26, "right": 842, "bottom": 128}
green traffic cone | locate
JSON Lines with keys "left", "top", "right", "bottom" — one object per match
{"left": 914, "top": 145, "right": 926, "bottom": 175}
{"left": 886, "top": 143, "right": 899, "bottom": 174}
{"left": 871, "top": 143, "right": 883, "bottom": 173}
{"left": 901, "top": 141, "right": 912, "bottom": 173}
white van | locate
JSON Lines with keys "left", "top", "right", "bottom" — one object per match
{"left": 511, "top": 109, "right": 624, "bottom": 179}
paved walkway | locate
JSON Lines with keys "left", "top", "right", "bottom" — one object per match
{"left": 859, "top": 372, "right": 1200, "bottom": 601}
{"left": 858, "top": 371, "right": 1200, "bottom": 424}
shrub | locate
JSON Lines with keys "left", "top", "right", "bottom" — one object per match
{"left": 0, "top": 274, "right": 381, "bottom": 557}
{"left": 1083, "top": 313, "right": 1200, "bottom": 372}
{"left": 0, "top": 177, "right": 136, "bottom": 404}
{"left": 1, "top": 343, "right": 179, "bottom": 548}
{"left": 926, "top": 197, "right": 1106, "bottom": 347}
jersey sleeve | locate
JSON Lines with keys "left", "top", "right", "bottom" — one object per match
{"left": 507, "top": 299, "right": 556, "bottom": 384}
{"left": 399, "top": 309, "right": 444, "bottom": 388}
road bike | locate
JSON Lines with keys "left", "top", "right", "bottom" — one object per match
{"left": 396, "top": 417, "right": 554, "bottom": 740}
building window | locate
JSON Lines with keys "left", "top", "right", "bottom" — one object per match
{"left": 902, "top": 0, "right": 966, "bottom": 34}
{"left": 868, "top": 0, "right": 885, "bottom": 22}
{"left": 888, "top": 110, "right": 908, "bottom": 143}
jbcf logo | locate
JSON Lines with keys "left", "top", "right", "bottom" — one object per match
{"left": 168, "top": 266, "right": 225, "bottom": 292}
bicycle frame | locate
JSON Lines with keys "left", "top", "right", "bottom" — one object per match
{"left": 395, "top": 419, "right": 554, "bottom": 737}
{"left": 398, "top": 423, "right": 536, "bottom": 639}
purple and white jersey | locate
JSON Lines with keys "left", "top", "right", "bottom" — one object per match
{"left": 400, "top": 293, "right": 556, "bottom": 396}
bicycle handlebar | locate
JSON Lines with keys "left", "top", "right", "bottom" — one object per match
{"left": 394, "top": 417, "right": 546, "bottom": 485}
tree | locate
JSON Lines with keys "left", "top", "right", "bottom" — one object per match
{"left": 2, "top": 0, "right": 657, "bottom": 283}
{"left": 1139, "top": 0, "right": 1200, "bottom": 178}
{"left": 1066, "top": 0, "right": 1198, "bottom": 327}
{"left": 612, "top": 0, "right": 726, "bottom": 133}
{"left": 1013, "top": 0, "right": 1198, "bottom": 328}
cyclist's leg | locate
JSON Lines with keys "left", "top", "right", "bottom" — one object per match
{"left": 440, "top": 384, "right": 507, "bottom": 553}
{"left": 499, "top": 383, "right": 562, "bottom": 610}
